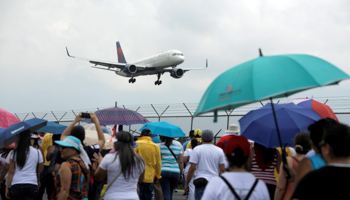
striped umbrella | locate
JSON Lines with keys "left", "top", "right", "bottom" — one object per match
{"left": 0, "top": 108, "right": 20, "bottom": 129}
{"left": 83, "top": 107, "right": 149, "bottom": 125}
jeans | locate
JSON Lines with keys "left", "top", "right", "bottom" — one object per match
{"left": 159, "top": 171, "right": 180, "bottom": 200}
{"left": 10, "top": 184, "right": 38, "bottom": 200}
{"left": 139, "top": 182, "right": 154, "bottom": 200}
{"left": 194, "top": 185, "right": 206, "bottom": 200}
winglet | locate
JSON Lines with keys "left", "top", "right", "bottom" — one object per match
{"left": 66, "top": 47, "right": 74, "bottom": 58}
{"left": 206, "top": 59, "right": 208, "bottom": 68}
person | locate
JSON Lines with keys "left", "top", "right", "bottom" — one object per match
{"left": 216, "top": 124, "right": 240, "bottom": 150}
{"left": 159, "top": 135, "right": 183, "bottom": 200}
{"left": 0, "top": 143, "right": 15, "bottom": 200}
{"left": 45, "top": 134, "right": 62, "bottom": 200}
{"left": 185, "top": 129, "right": 225, "bottom": 200}
{"left": 182, "top": 130, "right": 195, "bottom": 151}
{"left": 291, "top": 123, "right": 350, "bottom": 199}
{"left": 38, "top": 132, "right": 53, "bottom": 200}
{"left": 185, "top": 129, "right": 202, "bottom": 150}
{"left": 135, "top": 128, "right": 161, "bottom": 200}
{"left": 274, "top": 131, "right": 311, "bottom": 200}
{"left": 6, "top": 130, "right": 44, "bottom": 200}
{"left": 202, "top": 136, "right": 270, "bottom": 200}
{"left": 294, "top": 118, "right": 338, "bottom": 186}
{"left": 94, "top": 131, "right": 145, "bottom": 200}
{"left": 250, "top": 142, "right": 281, "bottom": 199}
{"left": 183, "top": 139, "right": 199, "bottom": 200}
{"left": 54, "top": 135, "right": 90, "bottom": 200}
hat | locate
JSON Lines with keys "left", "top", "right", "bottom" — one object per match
{"left": 201, "top": 129, "right": 213, "bottom": 142}
{"left": 141, "top": 128, "right": 152, "bottom": 136}
{"left": 224, "top": 136, "right": 250, "bottom": 157}
{"left": 101, "top": 126, "right": 112, "bottom": 134}
{"left": 112, "top": 133, "right": 139, "bottom": 148}
{"left": 225, "top": 124, "right": 240, "bottom": 134}
{"left": 194, "top": 129, "right": 202, "bottom": 137}
{"left": 5, "top": 143, "right": 15, "bottom": 149}
{"left": 55, "top": 135, "right": 81, "bottom": 151}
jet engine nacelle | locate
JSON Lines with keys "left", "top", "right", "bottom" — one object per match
{"left": 123, "top": 64, "right": 137, "bottom": 74}
{"left": 170, "top": 68, "right": 184, "bottom": 79}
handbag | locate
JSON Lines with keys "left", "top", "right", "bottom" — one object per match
{"left": 99, "top": 171, "right": 122, "bottom": 200}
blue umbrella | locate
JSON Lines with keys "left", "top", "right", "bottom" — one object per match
{"left": 36, "top": 121, "right": 67, "bottom": 134}
{"left": 239, "top": 103, "right": 322, "bottom": 148}
{"left": 139, "top": 122, "right": 185, "bottom": 138}
{"left": 0, "top": 118, "right": 47, "bottom": 148}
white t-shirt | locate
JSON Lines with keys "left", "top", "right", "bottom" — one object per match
{"left": 10, "top": 147, "right": 43, "bottom": 185}
{"left": 189, "top": 144, "right": 225, "bottom": 181}
{"left": 99, "top": 152, "right": 145, "bottom": 200}
{"left": 201, "top": 172, "right": 270, "bottom": 200}
{"left": 183, "top": 148, "right": 193, "bottom": 176}
{"left": 5, "top": 150, "right": 13, "bottom": 164}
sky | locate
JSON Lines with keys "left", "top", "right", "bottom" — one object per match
{"left": 1, "top": 0, "right": 350, "bottom": 117}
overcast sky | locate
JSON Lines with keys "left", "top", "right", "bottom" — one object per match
{"left": 1, "top": 0, "right": 350, "bottom": 115}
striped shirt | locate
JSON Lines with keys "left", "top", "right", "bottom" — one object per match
{"left": 251, "top": 151, "right": 278, "bottom": 185}
{"left": 160, "top": 143, "right": 183, "bottom": 173}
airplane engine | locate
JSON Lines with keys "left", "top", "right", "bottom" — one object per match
{"left": 170, "top": 68, "right": 184, "bottom": 79}
{"left": 123, "top": 64, "right": 137, "bottom": 74}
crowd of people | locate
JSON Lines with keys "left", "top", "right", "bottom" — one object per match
{"left": 0, "top": 113, "right": 350, "bottom": 200}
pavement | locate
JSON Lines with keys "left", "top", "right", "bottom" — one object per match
{"left": 171, "top": 189, "right": 188, "bottom": 200}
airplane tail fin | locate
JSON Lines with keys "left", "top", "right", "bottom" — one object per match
{"left": 116, "top": 41, "right": 127, "bottom": 63}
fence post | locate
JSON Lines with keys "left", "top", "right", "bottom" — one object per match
{"left": 183, "top": 103, "right": 193, "bottom": 130}
{"left": 224, "top": 110, "right": 234, "bottom": 130}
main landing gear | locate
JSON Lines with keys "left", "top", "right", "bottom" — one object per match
{"left": 155, "top": 73, "right": 162, "bottom": 85}
{"left": 128, "top": 78, "right": 136, "bottom": 83}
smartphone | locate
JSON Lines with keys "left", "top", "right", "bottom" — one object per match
{"left": 81, "top": 113, "right": 91, "bottom": 118}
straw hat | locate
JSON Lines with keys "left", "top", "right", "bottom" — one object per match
{"left": 225, "top": 124, "right": 240, "bottom": 134}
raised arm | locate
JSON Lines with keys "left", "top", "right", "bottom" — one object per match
{"left": 61, "top": 112, "right": 84, "bottom": 141}
{"left": 90, "top": 112, "right": 105, "bottom": 149}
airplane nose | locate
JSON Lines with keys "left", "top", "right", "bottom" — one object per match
{"left": 179, "top": 56, "right": 185, "bottom": 64}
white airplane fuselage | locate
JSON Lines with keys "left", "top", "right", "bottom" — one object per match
{"left": 115, "top": 50, "right": 185, "bottom": 77}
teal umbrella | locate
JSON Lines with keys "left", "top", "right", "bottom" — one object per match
{"left": 139, "top": 121, "right": 185, "bottom": 138}
{"left": 194, "top": 52, "right": 350, "bottom": 119}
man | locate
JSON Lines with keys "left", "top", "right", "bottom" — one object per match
{"left": 183, "top": 130, "right": 195, "bottom": 150}
{"left": 135, "top": 128, "right": 162, "bottom": 200}
{"left": 185, "top": 129, "right": 226, "bottom": 200}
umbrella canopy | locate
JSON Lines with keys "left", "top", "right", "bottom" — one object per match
{"left": 287, "top": 98, "right": 339, "bottom": 122}
{"left": 36, "top": 121, "right": 67, "bottom": 134}
{"left": 83, "top": 107, "right": 149, "bottom": 125}
{"left": 0, "top": 108, "right": 20, "bottom": 129}
{"left": 239, "top": 103, "right": 322, "bottom": 148}
{"left": 194, "top": 54, "right": 350, "bottom": 118}
{"left": 0, "top": 118, "right": 47, "bottom": 148}
{"left": 139, "top": 122, "right": 185, "bottom": 138}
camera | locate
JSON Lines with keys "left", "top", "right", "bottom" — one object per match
{"left": 81, "top": 113, "right": 91, "bottom": 118}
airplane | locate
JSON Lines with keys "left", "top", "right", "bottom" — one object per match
{"left": 66, "top": 42, "right": 208, "bottom": 85}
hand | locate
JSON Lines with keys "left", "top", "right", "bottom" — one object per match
{"left": 90, "top": 112, "right": 99, "bottom": 124}
{"left": 5, "top": 187, "right": 10, "bottom": 199}
{"left": 179, "top": 174, "right": 183, "bottom": 183}
{"left": 0, "top": 179, "right": 3, "bottom": 189}
{"left": 74, "top": 112, "right": 84, "bottom": 123}
{"left": 184, "top": 183, "right": 189, "bottom": 193}
{"left": 93, "top": 152, "right": 103, "bottom": 165}
{"left": 153, "top": 176, "right": 159, "bottom": 184}
{"left": 38, "top": 181, "right": 41, "bottom": 188}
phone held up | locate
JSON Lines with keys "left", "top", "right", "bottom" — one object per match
{"left": 81, "top": 112, "right": 91, "bottom": 118}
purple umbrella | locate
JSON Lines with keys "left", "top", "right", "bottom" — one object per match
{"left": 83, "top": 107, "right": 149, "bottom": 125}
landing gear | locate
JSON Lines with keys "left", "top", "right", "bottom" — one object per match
{"left": 128, "top": 78, "right": 136, "bottom": 83}
{"left": 155, "top": 73, "right": 162, "bottom": 85}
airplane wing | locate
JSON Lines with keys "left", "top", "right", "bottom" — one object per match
{"left": 163, "top": 59, "right": 208, "bottom": 73}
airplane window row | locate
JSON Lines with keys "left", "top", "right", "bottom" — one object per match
{"left": 172, "top": 53, "right": 184, "bottom": 56}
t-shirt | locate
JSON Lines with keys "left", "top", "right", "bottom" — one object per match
{"left": 183, "top": 140, "right": 191, "bottom": 151}
{"left": 99, "top": 152, "right": 145, "bottom": 200}
{"left": 201, "top": 172, "right": 270, "bottom": 200}
{"left": 292, "top": 164, "right": 350, "bottom": 200}
{"left": 183, "top": 149, "right": 193, "bottom": 176}
{"left": 189, "top": 144, "right": 225, "bottom": 181}
{"left": 10, "top": 146, "right": 44, "bottom": 185}
{"left": 160, "top": 143, "right": 183, "bottom": 173}
{"left": 172, "top": 140, "right": 184, "bottom": 154}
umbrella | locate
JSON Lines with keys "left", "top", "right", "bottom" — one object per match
{"left": 0, "top": 118, "right": 47, "bottom": 148}
{"left": 0, "top": 108, "right": 20, "bottom": 129}
{"left": 83, "top": 130, "right": 114, "bottom": 150}
{"left": 83, "top": 107, "right": 149, "bottom": 125}
{"left": 287, "top": 98, "right": 338, "bottom": 121}
{"left": 239, "top": 103, "right": 322, "bottom": 148}
{"left": 139, "top": 122, "right": 185, "bottom": 138}
{"left": 36, "top": 121, "right": 67, "bottom": 134}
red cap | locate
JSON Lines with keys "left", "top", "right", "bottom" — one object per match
{"left": 5, "top": 143, "right": 15, "bottom": 149}
{"left": 224, "top": 136, "right": 250, "bottom": 157}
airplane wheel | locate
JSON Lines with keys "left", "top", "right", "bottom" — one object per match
{"left": 159, "top": 80, "right": 162, "bottom": 85}
{"left": 129, "top": 79, "right": 131, "bottom": 83}
{"left": 132, "top": 79, "right": 136, "bottom": 83}
{"left": 155, "top": 81, "right": 158, "bottom": 85}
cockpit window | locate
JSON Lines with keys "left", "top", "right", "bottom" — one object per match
{"left": 172, "top": 53, "right": 184, "bottom": 56}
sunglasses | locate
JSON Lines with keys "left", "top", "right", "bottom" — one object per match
{"left": 60, "top": 146, "right": 68, "bottom": 150}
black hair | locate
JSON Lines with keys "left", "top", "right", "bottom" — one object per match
{"left": 226, "top": 147, "right": 249, "bottom": 168}
{"left": 0, "top": 148, "right": 13, "bottom": 158}
{"left": 323, "top": 123, "right": 350, "bottom": 157}
{"left": 308, "top": 118, "right": 338, "bottom": 152}
{"left": 14, "top": 130, "right": 31, "bottom": 169}
{"left": 191, "top": 139, "right": 199, "bottom": 149}
{"left": 70, "top": 125, "right": 85, "bottom": 143}
{"left": 294, "top": 131, "right": 312, "bottom": 154}
{"left": 141, "top": 129, "right": 151, "bottom": 136}
{"left": 52, "top": 134, "right": 61, "bottom": 143}
{"left": 114, "top": 131, "right": 144, "bottom": 179}
{"left": 162, "top": 136, "right": 173, "bottom": 147}
{"left": 189, "top": 130, "right": 195, "bottom": 137}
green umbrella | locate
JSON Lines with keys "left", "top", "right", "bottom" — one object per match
{"left": 194, "top": 52, "right": 350, "bottom": 119}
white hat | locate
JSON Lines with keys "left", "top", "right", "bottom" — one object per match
{"left": 225, "top": 124, "right": 240, "bottom": 134}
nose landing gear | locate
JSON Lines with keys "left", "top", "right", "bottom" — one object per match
{"left": 128, "top": 78, "right": 136, "bottom": 83}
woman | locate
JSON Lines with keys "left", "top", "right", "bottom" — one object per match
{"left": 294, "top": 118, "right": 338, "bottom": 186}
{"left": 45, "top": 134, "right": 61, "bottom": 200}
{"left": 202, "top": 136, "right": 270, "bottom": 200}
{"left": 54, "top": 135, "right": 90, "bottom": 200}
{"left": 274, "top": 131, "right": 311, "bottom": 200}
{"left": 160, "top": 136, "right": 183, "bottom": 200}
{"left": 94, "top": 131, "right": 145, "bottom": 200}
{"left": 251, "top": 142, "right": 281, "bottom": 199}
{"left": 183, "top": 139, "right": 198, "bottom": 200}
{"left": 0, "top": 143, "right": 15, "bottom": 200}
{"left": 6, "top": 130, "right": 44, "bottom": 200}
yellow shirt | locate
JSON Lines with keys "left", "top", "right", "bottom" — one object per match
{"left": 274, "top": 147, "right": 293, "bottom": 181}
{"left": 135, "top": 136, "right": 162, "bottom": 183}
{"left": 185, "top": 138, "right": 203, "bottom": 150}
{"left": 41, "top": 133, "right": 53, "bottom": 166}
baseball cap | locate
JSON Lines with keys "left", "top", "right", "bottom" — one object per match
{"left": 201, "top": 129, "right": 213, "bottom": 142}
{"left": 224, "top": 136, "right": 251, "bottom": 157}
{"left": 194, "top": 129, "right": 202, "bottom": 137}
